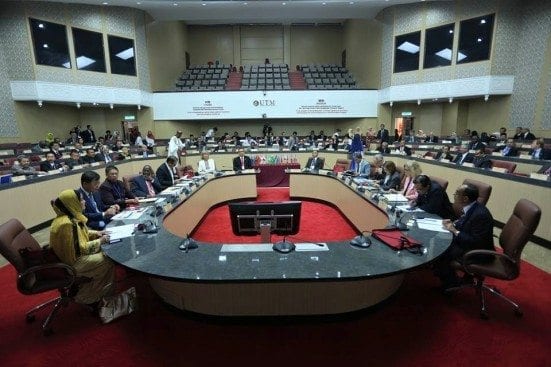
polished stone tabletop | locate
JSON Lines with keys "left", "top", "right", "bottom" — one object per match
{"left": 102, "top": 173, "right": 452, "bottom": 283}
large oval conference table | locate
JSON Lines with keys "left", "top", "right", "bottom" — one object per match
{"left": 102, "top": 170, "right": 453, "bottom": 316}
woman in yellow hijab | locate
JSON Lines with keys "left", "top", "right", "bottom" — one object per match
{"left": 50, "top": 189, "right": 114, "bottom": 305}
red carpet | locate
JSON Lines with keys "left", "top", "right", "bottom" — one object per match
{"left": 0, "top": 187, "right": 549, "bottom": 366}
{"left": 191, "top": 187, "right": 358, "bottom": 243}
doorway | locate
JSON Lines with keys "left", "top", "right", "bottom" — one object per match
{"left": 394, "top": 117, "right": 414, "bottom": 140}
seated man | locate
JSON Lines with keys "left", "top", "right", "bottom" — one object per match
{"left": 348, "top": 152, "right": 371, "bottom": 178}
{"left": 499, "top": 138, "right": 518, "bottom": 157}
{"left": 78, "top": 170, "right": 119, "bottom": 230}
{"left": 11, "top": 155, "right": 44, "bottom": 177}
{"left": 232, "top": 148, "right": 253, "bottom": 171}
{"left": 305, "top": 150, "right": 324, "bottom": 170}
{"left": 472, "top": 147, "right": 491, "bottom": 169}
{"left": 411, "top": 175, "right": 455, "bottom": 219}
{"left": 64, "top": 149, "right": 84, "bottom": 170}
{"left": 131, "top": 165, "right": 162, "bottom": 198}
{"left": 435, "top": 184, "right": 495, "bottom": 289}
{"left": 82, "top": 148, "right": 100, "bottom": 164}
{"left": 39, "top": 151, "right": 66, "bottom": 172}
{"left": 377, "top": 141, "right": 391, "bottom": 154}
{"left": 99, "top": 165, "right": 139, "bottom": 209}
{"left": 453, "top": 145, "right": 474, "bottom": 165}
{"left": 197, "top": 152, "right": 216, "bottom": 174}
{"left": 435, "top": 145, "right": 453, "bottom": 161}
{"left": 156, "top": 156, "right": 179, "bottom": 190}
{"left": 529, "top": 139, "right": 551, "bottom": 160}
{"left": 395, "top": 140, "right": 412, "bottom": 156}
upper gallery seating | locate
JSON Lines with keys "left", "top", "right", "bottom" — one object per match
{"left": 175, "top": 64, "right": 231, "bottom": 91}
{"left": 300, "top": 64, "right": 358, "bottom": 90}
{"left": 240, "top": 64, "right": 291, "bottom": 90}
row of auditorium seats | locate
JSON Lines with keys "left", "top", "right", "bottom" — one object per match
{"left": 300, "top": 64, "right": 357, "bottom": 89}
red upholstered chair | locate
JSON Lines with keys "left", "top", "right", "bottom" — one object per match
{"left": 429, "top": 176, "right": 448, "bottom": 191}
{"left": 447, "top": 199, "right": 541, "bottom": 319}
{"left": 0, "top": 218, "right": 89, "bottom": 336}
{"left": 332, "top": 158, "right": 350, "bottom": 173}
{"left": 490, "top": 159, "right": 517, "bottom": 173}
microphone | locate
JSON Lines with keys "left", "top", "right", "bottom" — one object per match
{"left": 141, "top": 219, "right": 158, "bottom": 234}
{"left": 272, "top": 236, "right": 296, "bottom": 253}
{"left": 179, "top": 234, "right": 198, "bottom": 252}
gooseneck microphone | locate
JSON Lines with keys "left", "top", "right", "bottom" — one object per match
{"left": 179, "top": 234, "right": 199, "bottom": 253}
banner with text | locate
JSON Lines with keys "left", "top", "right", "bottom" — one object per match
{"left": 153, "top": 90, "right": 378, "bottom": 120}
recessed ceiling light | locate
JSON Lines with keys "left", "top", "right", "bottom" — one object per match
{"left": 42, "top": 43, "right": 49, "bottom": 48}
{"left": 477, "top": 37, "right": 482, "bottom": 42}
{"left": 202, "top": 3, "right": 206, "bottom": 6}
{"left": 102, "top": 2, "right": 108, "bottom": 5}
{"left": 449, "top": 29, "right": 453, "bottom": 33}
{"left": 38, "top": 23, "right": 44, "bottom": 28}
{"left": 173, "top": 3, "right": 178, "bottom": 6}
{"left": 349, "top": 1, "right": 354, "bottom": 4}
{"left": 322, "top": 2, "right": 326, "bottom": 5}
{"left": 136, "top": 2, "right": 141, "bottom": 4}
{"left": 480, "top": 19, "right": 486, "bottom": 24}
{"left": 282, "top": 2, "right": 286, "bottom": 5}
{"left": 243, "top": 2, "right": 248, "bottom": 5}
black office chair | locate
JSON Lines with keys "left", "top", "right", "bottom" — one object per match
{"left": 447, "top": 199, "right": 541, "bottom": 319}
{"left": 0, "top": 218, "right": 89, "bottom": 336}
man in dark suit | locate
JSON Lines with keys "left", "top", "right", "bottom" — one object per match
{"left": 376, "top": 123, "right": 390, "bottom": 143}
{"left": 411, "top": 175, "right": 455, "bottom": 220}
{"left": 521, "top": 128, "right": 536, "bottom": 141}
{"left": 529, "top": 139, "right": 551, "bottom": 160}
{"left": 78, "top": 170, "right": 119, "bottom": 230}
{"left": 95, "top": 145, "right": 114, "bottom": 164}
{"left": 132, "top": 165, "right": 162, "bottom": 197}
{"left": 156, "top": 156, "right": 179, "bottom": 190}
{"left": 395, "top": 140, "right": 412, "bottom": 156}
{"left": 377, "top": 142, "right": 391, "bottom": 154}
{"left": 435, "top": 145, "right": 453, "bottom": 161}
{"left": 305, "top": 150, "right": 324, "bottom": 170}
{"left": 99, "top": 165, "right": 139, "bottom": 209}
{"left": 453, "top": 146, "right": 474, "bottom": 165}
{"left": 472, "top": 148, "right": 492, "bottom": 169}
{"left": 80, "top": 124, "right": 97, "bottom": 144}
{"left": 499, "top": 139, "right": 518, "bottom": 157}
{"left": 467, "top": 136, "right": 485, "bottom": 151}
{"left": 64, "top": 149, "right": 84, "bottom": 170}
{"left": 424, "top": 132, "right": 439, "bottom": 143}
{"left": 40, "top": 152, "right": 66, "bottom": 172}
{"left": 435, "top": 184, "right": 495, "bottom": 289}
{"left": 232, "top": 148, "right": 253, "bottom": 171}
{"left": 82, "top": 148, "right": 100, "bottom": 164}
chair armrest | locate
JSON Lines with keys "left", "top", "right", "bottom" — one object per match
{"left": 462, "top": 249, "right": 519, "bottom": 279}
{"left": 463, "top": 249, "right": 515, "bottom": 266}
{"left": 17, "top": 262, "right": 76, "bottom": 294}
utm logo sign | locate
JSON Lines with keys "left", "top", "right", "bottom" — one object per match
{"left": 253, "top": 100, "right": 275, "bottom": 107}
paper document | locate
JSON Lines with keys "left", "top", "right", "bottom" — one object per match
{"left": 416, "top": 218, "right": 450, "bottom": 233}
{"left": 396, "top": 204, "right": 424, "bottom": 212}
{"left": 111, "top": 207, "right": 148, "bottom": 221}
{"left": 383, "top": 194, "right": 409, "bottom": 202}
{"left": 138, "top": 198, "right": 157, "bottom": 203}
{"left": 106, "top": 224, "right": 135, "bottom": 240}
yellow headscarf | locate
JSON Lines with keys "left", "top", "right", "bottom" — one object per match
{"left": 53, "top": 189, "right": 88, "bottom": 224}
{"left": 45, "top": 132, "right": 54, "bottom": 144}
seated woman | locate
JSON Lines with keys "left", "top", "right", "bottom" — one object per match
{"left": 131, "top": 165, "right": 162, "bottom": 198}
{"left": 197, "top": 152, "right": 216, "bottom": 174}
{"left": 99, "top": 165, "right": 139, "bottom": 209}
{"left": 50, "top": 189, "right": 114, "bottom": 305}
{"left": 391, "top": 160, "right": 422, "bottom": 202}
{"left": 375, "top": 161, "right": 401, "bottom": 191}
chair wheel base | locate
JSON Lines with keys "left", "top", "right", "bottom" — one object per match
{"left": 480, "top": 311, "right": 489, "bottom": 320}
{"left": 43, "top": 328, "right": 54, "bottom": 337}
{"left": 26, "top": 314, "right": 36, "bottom": 323}
{"left": 514, "top": 308, "right": 523, "bottom": 317}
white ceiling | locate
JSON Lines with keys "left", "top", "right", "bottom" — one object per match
{"left": 28, "top": 0, "right": 437, "bottom": 24}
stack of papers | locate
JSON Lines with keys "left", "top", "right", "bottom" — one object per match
{"left": 106, "top": 224, "right": 135, "bottom": 240}
{"left": 416, "top": 218, "right": 449, "bottom": 233}
{"left": 383, "top": 193, "right": 409, "bottom": 202}
{"left": 111, "top": 207, "right": 148, "bottom": 221}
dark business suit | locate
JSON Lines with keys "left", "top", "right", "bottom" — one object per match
{"left": 40, "top": 160, "right": 63, "bottom": 172}
{"left": 78, "top": 188, "right": 108, "bottom": 230}
{"left": 434, "top": 202, "right": 494, "bottom": 286}
{"left": 376, "top": 128, "right": 390, "bottom": 143}
{"left": 378, "top": 147, "right": 391, "bottom": 154}
{"left": 379, "top": 171, "right": 401, "bottom": 191}
{"left": 414, "top": 182, "right": 455, "bottom": 219}
{"left": 529, "top": 148, "right": 551, "bottom": 160}
{"left": 95, "top": 153, "right": 114, "bottom": 164}
{"left": 232, "top": 155, "right": 253, "bottom": 171}
{"left": 82, "top": 155, "right": 100, "bottom": 164}
{"left": 453, "top": 152, "right": 474, "bottom": 165}
{"left": 473, "top": 155, "right": 492, "bottom": 169}
{"left": 131, "top": 175, "right": 162, "bottom": 197}
{"left": 99, "top": 179, "right": 135, "bottom": 209}
{"left": 81, "top": 129, "right": 96, "bottom": 143}
{"left": 424, "top": 135, "right": 439, "bottom": 143}
{"left": 522, "top": 132, "right": 536, "bottom": 141}
{"left": 499, "top": 145, "right": 518, "bottom": 157}
{"left": 468, "top": 141, "right": 485, "bottom": 151}
{"left": 156, "top": 163, "right": 176, "bottom": 190}
{"left": 397, "top": 146, "right": 412, "bottom": 156}
{"left": 306, "top": 157, "right": 324, "bottom": 170}
{"left": 435, "top": 151, "right": 453, "bottom": 161}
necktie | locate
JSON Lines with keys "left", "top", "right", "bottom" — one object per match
{"left": 241, "top": 157, "right": 244, "bottom": 169}
{"left": 311, "top": 158, "right": 316, "bottom": 169}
